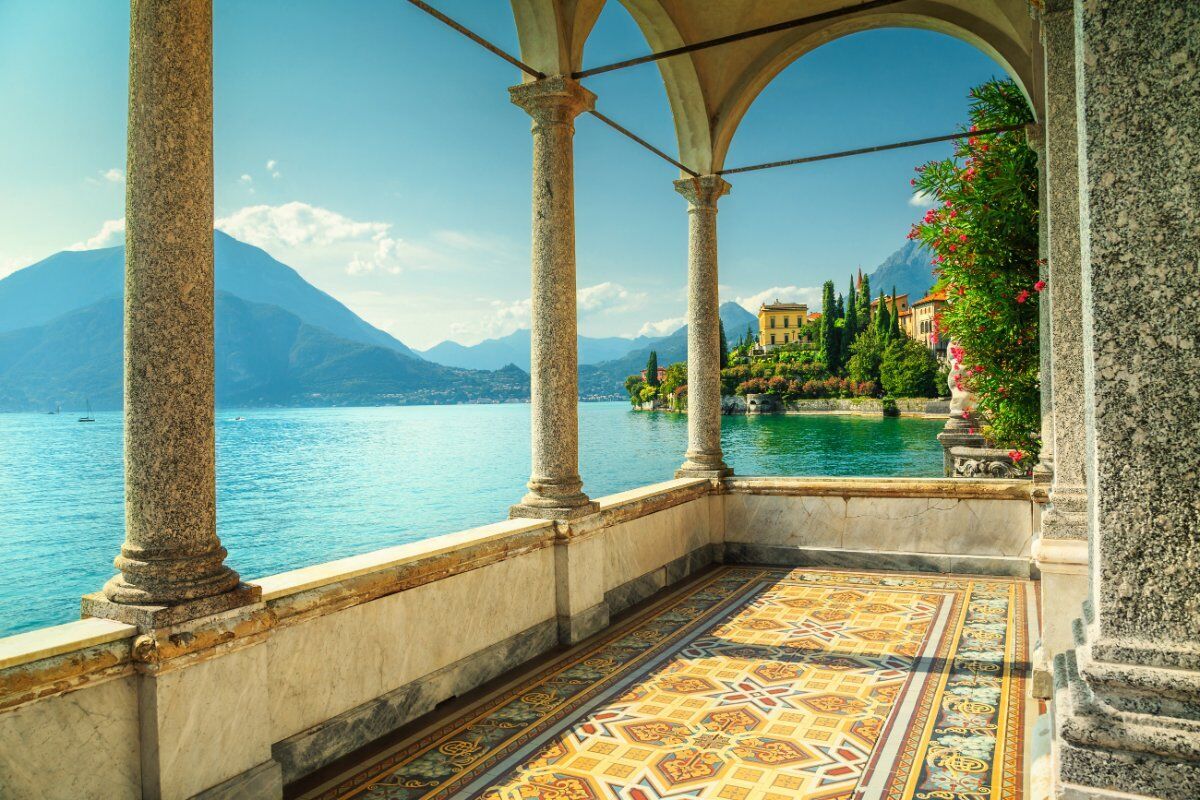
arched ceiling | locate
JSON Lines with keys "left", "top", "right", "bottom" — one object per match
{"left": 510, "top": 0, "right": 1038, "bottom": 174}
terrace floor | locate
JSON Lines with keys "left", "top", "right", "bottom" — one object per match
{"left": 293, "top": 567, "right": 1038, "bottom": 800}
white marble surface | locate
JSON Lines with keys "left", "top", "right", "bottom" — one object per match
{"left": 603, "top": 495, "right": 716, "bottom": 593}
{"left": 725, "top": 493, "right": 1033, "bottom": 558}
{"left": 556, "top": 534, "right": 606, "bottom": 617}
{"left": 148, "top": 643, "right": 273, "bottom": 800}
{"left": 268, "top": 547, "right": 556, "bottom": 741}
{"left": 0, "top": 675, "right": 140, "bottom": 799}
{"left": 0, "top": 617, "right": 136, "bottom": 670}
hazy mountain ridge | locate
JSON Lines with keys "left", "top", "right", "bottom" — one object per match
{"left": 0, "top": 293, "right": 528, "bottom": 411}
{"left": 867, "top": 240, "right": 937, "bottom": 301}
{"left": 421, "top": 328, "right": 659, "bottom": 371}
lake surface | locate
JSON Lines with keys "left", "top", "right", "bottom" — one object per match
{"left": 0, "top": 402, "right": 944, "bottom": 635}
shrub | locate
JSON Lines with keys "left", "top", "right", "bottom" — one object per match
{"left": 880, "top": 338, "right": 939, "bottom": 397}
{"left": 909, "top": 78, "right": 1040, "bottom": 455}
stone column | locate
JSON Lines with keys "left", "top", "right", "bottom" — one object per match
{"left": 675, "top": 175, "right": 732, "bottom": 479}
{"left": 1031, "top": 0, "right": 1088, "bottom": 668}
{"left": 1028, "top": 123, "right": 1055, "bottom": 486}
{"left": 84, "top": 0, "right": 255, "bottom": 628}
{"left": 1053, "top": 3, "right": 1200, "bottom": 798}
{"left": 1038, "top": 2, "right": 1088, "bottom": 542}
{"left": 509, "top": 77, "right": 598, "bottom": 520}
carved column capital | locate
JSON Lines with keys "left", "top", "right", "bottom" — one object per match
{"left": 674, "top": 174, "right": 731, "bottom": 210}
{"left": 509, "top": 76, "right": 595, "bottom": 128}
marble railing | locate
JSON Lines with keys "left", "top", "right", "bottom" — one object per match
{"left": 0, "top": 474, "right": 1034, "bottom": 799}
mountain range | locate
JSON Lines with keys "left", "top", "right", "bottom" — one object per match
{"left": 0, "top": 236, "right": 933, "bottom": 410}
{"left": 0, "top": 233, "right": 526, "bottom": 411}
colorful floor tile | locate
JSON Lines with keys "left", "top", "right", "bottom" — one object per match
{"left": 300, "top": 567, "right": 1032, "bottom": 800}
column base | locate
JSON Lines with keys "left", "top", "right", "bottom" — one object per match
{"left": 1043, "top": 485, "right": 1089, "bottom": 539}
{"left": 510, "top": 500, "right": 599, "bottom": 521}
{"left": 675, "top": 465, "right": 732, "bottom": 480}
{"left": 1052, "top": 631, "right": 1200, "bottom": 800}
{"left": 82, "top": 582, "right": 261, "bottom": 630}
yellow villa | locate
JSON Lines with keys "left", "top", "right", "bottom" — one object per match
{"left": 757, "top": 300, "right": 808, "bottom": 349}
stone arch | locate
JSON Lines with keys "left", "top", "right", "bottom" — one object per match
{"left": 510, "top": 0, "right": 608, "bottom": 77}
{"left": 709, "top": 6, "right": 1035, "bottom": 170}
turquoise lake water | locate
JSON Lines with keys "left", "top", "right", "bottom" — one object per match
{"left": 0, "top": 402, "right": 945, "bottom": 636}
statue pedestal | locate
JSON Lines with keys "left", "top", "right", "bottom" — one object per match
{"left": 937, "top": 416, "right": 985, "bottom": 477}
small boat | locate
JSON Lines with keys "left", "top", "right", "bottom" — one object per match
{"left": 233, "top": 416, "right": 246, "bottom": 422}
{"left": 78, "top": 399, "right": 95, "bottom": 423}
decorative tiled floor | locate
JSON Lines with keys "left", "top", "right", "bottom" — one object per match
{"left": 300, "top": 567, "right": 1033, "bottom": 800}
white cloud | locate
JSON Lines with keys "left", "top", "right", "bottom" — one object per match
{"left": 733, "top": 285, "right": 822, "bottom": 313}
{"left": 68, "top": 217, "right": 126, "bottom": 250}
{"left": 266, "top": 160, "right": 281, "bottom": 179}
{"left": 447, "top": 282, "right": 647, "bottom": 345}
{"left": 216, "top": 201, "right": 435, "bottom": 275}
{"left": 1, "top": 255, "right": 33, "bottom": 280}
{"left": 102, "top": 168, "right": 124, "bottom": 183}
{"left": 239, "top": 174, "right": 253, "bottom": 184}
{"left": 638, "top": 316, "right": 685, "bottom": 337}
{"left": 909, "top": 189, "right": 937, "bottom": 208}
{"left": 576, "top": 281, "right": 646, "bottom": 314}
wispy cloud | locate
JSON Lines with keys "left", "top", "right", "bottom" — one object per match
{"left": 448, "top": 282, "right": 647, "bottom": 345}
{"left": 733, "top": 285, "right": 821, "bottom": 313}
{"left": 102, "top": 168, "right": 124, "bottom": 183}
{"left": 266, "top": 159, "right": 281, "bottom": 179}
{"left": 908, "top": 189, "right": 937, "bottom": 208}
{"left": 637, "top": 316, "right": 685, "bottom": 337}
{"left": 216, "top": 201, "right": 435, "bottom": 275}
{"left": 68, "top": 217, "right": 126, "bottom": 250}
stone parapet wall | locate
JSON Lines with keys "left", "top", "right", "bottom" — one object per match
{"left": 0, "top": 475, "right": 1038, "bottom": 797}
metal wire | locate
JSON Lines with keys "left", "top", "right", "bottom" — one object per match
{"left": 718, "top": 124, "right": 1027, "bottom": 175}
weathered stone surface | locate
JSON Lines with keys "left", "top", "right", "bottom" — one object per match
{"left": 951, "top": 446, "right": 1025, "bottom": 479}
{"left": 1054, "top": 3, "right": 1200, "bottom": 797}
{"left": 508, "top": 77, "right": 598, "bottom": 520}
{"left": 1040, "top": 2, "right": 1087, "bottom": 540}
{"left": 105, "top": 0, "right": 241, "bottom": 608}
{"left": 271, "top": 620, "right": 557, "bottom": 784}
{"left": 1027, "top": 122, "right": 1055, "bottom": 486}
{"left": 674, "top": 175, "right": 732, "bottom": 479}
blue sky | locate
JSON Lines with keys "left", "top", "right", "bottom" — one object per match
{"left": 0, "top": 1, "right": 1006, "bottom": 349}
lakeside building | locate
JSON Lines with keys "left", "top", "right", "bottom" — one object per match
{"left": 756, "top": 300, "right": 809, "bottom": 349}
{"left": 0, "top": 3, "right": 1194, "bottom": 800}
{"left": 639, "top": 365, "right": 667, "bottom": 382}
{"left": 910, "top": 289, "right": 949, "bottom": 356}
{"left": 870, "top": 291, "right": 910, "bottom": 316}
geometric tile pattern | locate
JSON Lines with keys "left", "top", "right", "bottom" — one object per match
{"left": 302, "top": 568, "right": 1028, "bottom": 800}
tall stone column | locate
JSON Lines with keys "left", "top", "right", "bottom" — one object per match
{"left": 85, "top": 0, "right": 254, "bottom": 627}
{"left": 1032, "top": 1, "right": 1089, "bottom": 668}
{"left": 675, "top": 175, "right": 732, "bottom": 479}
{"left": 509, "top": 77, "right": 598, "bottom": 520}
{"left": 1038, "top": 1, "right": 1088, "bottom": 542}
{"left": 1053, "top": 3, "right": 1200, "bottom": 798}
{"left": 1028, "top": 123, "right": 1055, "bottom": 486}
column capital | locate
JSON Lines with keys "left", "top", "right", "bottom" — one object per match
{"left": 673, "top": 174, "right": 731, "bottom": 209}
{"left": 509, "top": 76, "right": 595, "bottom": 126}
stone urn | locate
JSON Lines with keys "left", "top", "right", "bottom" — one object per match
{"left": 936, "top": 340, "right": 986, "bottom": 475}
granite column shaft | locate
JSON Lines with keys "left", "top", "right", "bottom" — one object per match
{"left": 1040, "top": 3, "right": 1088, "bottom": 539}
{"left": 509, "top": 77, "right": 597, "bottom": 519}
{"left": 1053, "top": 2, "right": 1200, "bottom": 797}
{"left": 675, "top": 176, "right": 731, "bottom": 479}
{"left": 103, "top": 0, "right": 241, "bottom": 608}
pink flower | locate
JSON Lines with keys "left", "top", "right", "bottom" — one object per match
{"left": 1008, "top": 450, "right": 1024, "bottom": 463}
{"left": 950, "top": 210, "right": 958, "bottom": 218}
{"left": 944, "top": 200, "right": 953, "bottom": 208}
{"left": 948, "top": 244, "right": 957, "bottom": 252}
{"left": 910, "top": 178, "right": 916, "bottom": 186}
{"left": 1034, "top": 279, "right": 1047, "bottom": 292}
{"left": 959, "top": 234, "right": 968, "bottom": 243}
{"left": 1016, "top": 289, "right": 1030, "bottom": 304}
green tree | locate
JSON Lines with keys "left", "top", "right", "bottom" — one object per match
{"left": 820, "top": 281, "right": 839, "bottom": 373}
{"left": 890, "top": 287, "right": 901, "bottom": 340}
{"left": 718, "top": 319, "right": 729, "bottom": 369}
{"left": 846, "top": 326, "right": 886, "bottom": 386}
{"left": 910, "top": 77, "right": 1039, "bottom": 455}
{"left": 624, "top": 374, "right": 645, "bottom": 406}
{"left": 645, "top": 351, "right": 659, "bottom": 387}
{"left": 842, "top": 276, "right": 857, "bottom": 367}
{"left": 874, "top": 290, "right": 891, "bottom": 336}
{"left": 744, "top": 325, "right": 755, "bottom": 348}
{"left": 857, "top": 273, "right": 871, "bottom": 330}
{"left": 880, "top": 338, "right": 939, "bottom": 397}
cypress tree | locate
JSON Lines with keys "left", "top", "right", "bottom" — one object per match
{"left": 820, "top": 281, "right": 839, "bottom": 372}
{"left": 875, "top": 290, "right": 891, "bottom": 336}
{"left": 842, "top": 276, "right": 857, "bottom": 367}
{"left": 718, "top": 319, "right": 729, "bottom": 369}
{"left": 858, "top": 274, "right": 871, "bottom": 330}
{"left": 645, "top": 350, "right": 659, "bottom": 387}
{"left": 890, "top": 286, "right": 902, "bottom": 340}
